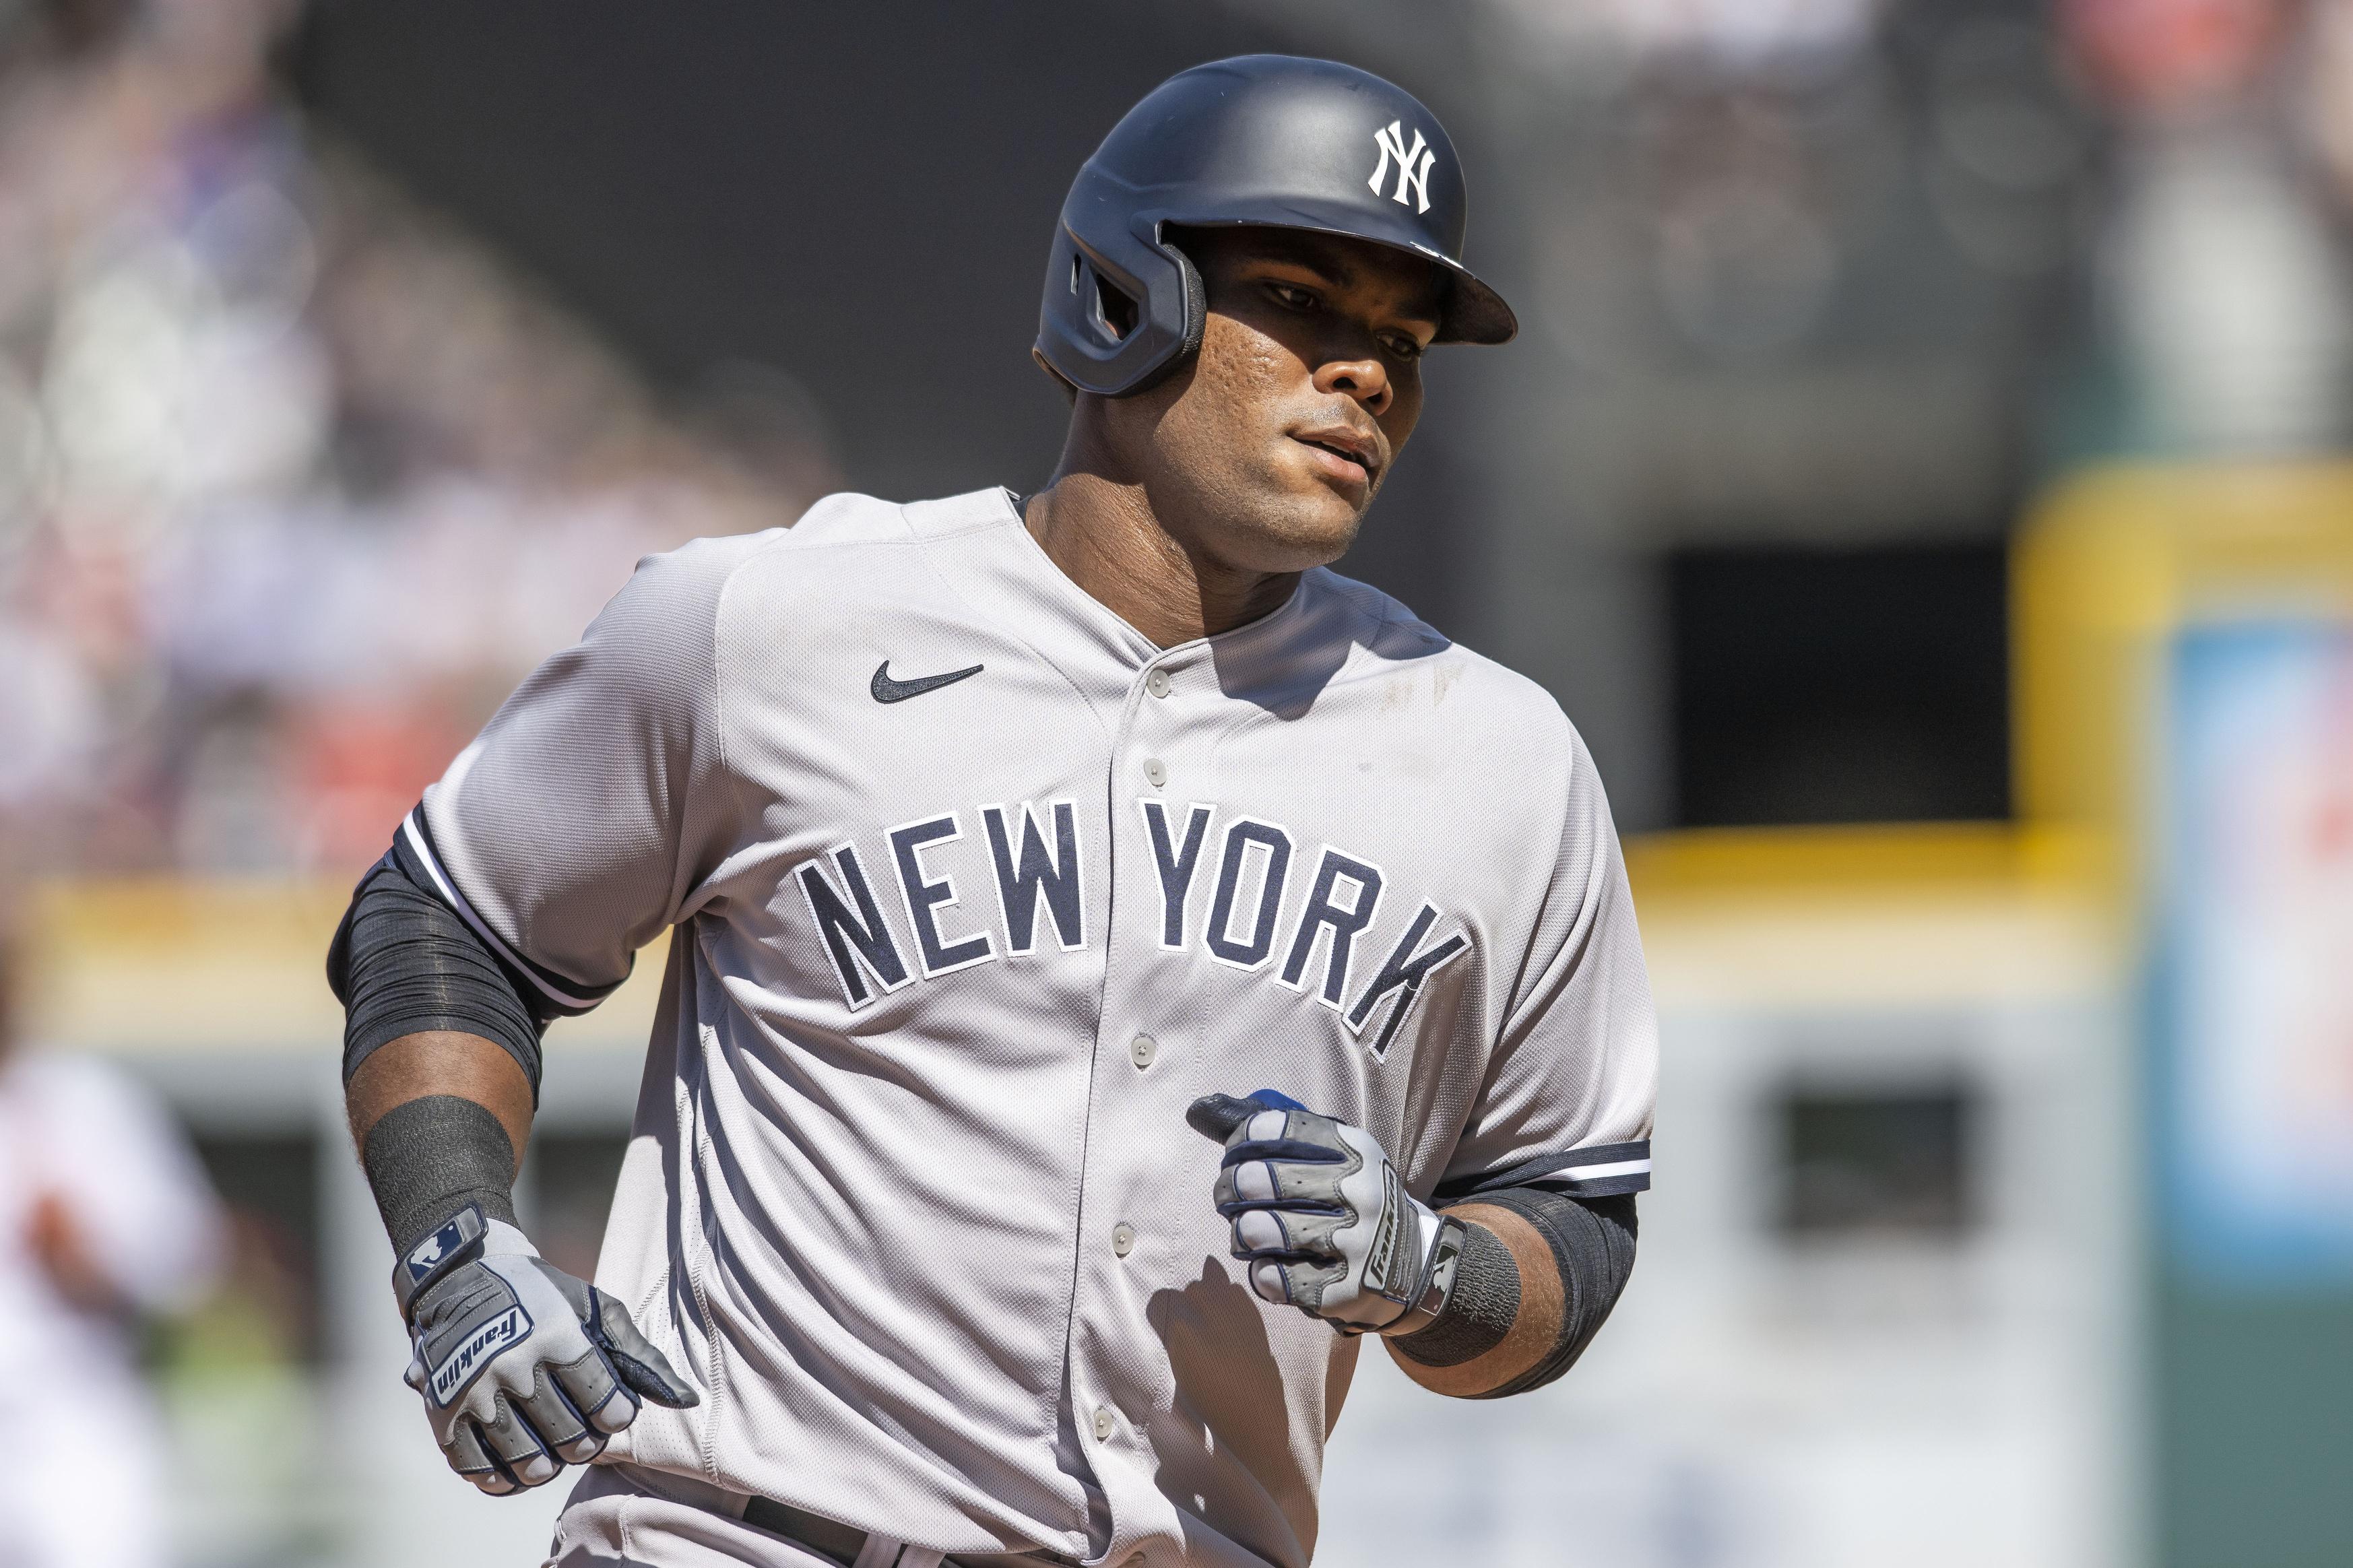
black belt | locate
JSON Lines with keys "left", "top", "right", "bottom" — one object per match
{"left": 740, "top": 1496, "right": 1078, "bottom": 1568}
{"left": 743, "top": 1497, "right": 872, "bottom": 1565}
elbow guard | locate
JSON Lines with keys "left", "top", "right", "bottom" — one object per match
{"left": 327, "top": 845, "right": 549, "bottom": 1099}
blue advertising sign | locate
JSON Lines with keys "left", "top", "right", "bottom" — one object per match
{"left": 2157, "top": 622, "right": 2353, "bottom": 1286}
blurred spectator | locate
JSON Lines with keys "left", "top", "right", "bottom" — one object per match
{"left": 0, "top": 897, "right": 227, "bottom": 1568}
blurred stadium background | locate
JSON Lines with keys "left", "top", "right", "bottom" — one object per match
{"left": 2, "top": 0, "right": 2351, "bottom": 1565}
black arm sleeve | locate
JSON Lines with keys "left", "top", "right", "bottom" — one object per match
{"left": 327, "top": 849, "right": 552, "bottom": 1099}
{"left": 1392, "top": 1190, "right": 1638, "bottom": 1400}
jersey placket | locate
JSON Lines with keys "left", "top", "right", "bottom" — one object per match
{"left": 1062, "top": 641, "right": 1214, "bottom": 1567}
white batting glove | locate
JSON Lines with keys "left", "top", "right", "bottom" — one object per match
{"left": 1188, "top": 1090, "right": 1464, "bottom": 1336}
{"left": 393, "top": 1204, "right": 698, "bottom": 1495}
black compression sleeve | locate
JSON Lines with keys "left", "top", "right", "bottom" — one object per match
{"left": 1393, "top": 1191, "right": 1638, "bottom": 1398}
{"left": 361, "top": 1094, "right": 520, "bottom": 1258}
{"left": 328, "top": 854, "right": 546, "bottom": 1098}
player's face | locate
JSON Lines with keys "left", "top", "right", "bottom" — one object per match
{"left": 1111, "top": 228, "right": 1444, "bottom": 573}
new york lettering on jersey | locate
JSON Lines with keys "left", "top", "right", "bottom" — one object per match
{"left": 789, "top": 797, "right": 1469, "bottom": 1055}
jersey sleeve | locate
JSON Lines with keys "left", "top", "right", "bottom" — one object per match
{"left": 406, "top": 534, "right": 761, "bottom": 1012}
{"left": 1438, "top": 726, "right": 1658, "bottom": 1203}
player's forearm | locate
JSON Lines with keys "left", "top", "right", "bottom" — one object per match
{"left": 329, "top": 870, "right": 695, "bottom": 1500}
{"left": 1385, "top": 1207, "right": 1557, "bottom": 1397}
{"left": 330, "top": 845, "right": 551, "bottom": 1252}
{"left": 346, "top": 1029, "right": 534, "bottom": 1156}
{"left": 346, "top": 1031, "right": 534, "bottom": 1254}
{"left": 1386, "top": 1193, "right": 1637, "bottom": 1400}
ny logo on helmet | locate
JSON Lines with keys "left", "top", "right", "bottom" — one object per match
{"left": 1368, "top": 121, "right": 1436, "bottom": 214}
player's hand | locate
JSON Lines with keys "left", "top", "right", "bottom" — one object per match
{"left": 393, "top": 1204, "right": 698, "bottom": 1495}
{"left": 1187, "top": 1091, "right": 1464, "bottom": 1336}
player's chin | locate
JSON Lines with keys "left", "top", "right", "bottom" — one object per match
{"left": 1225, "top": 492, "right": 1362, "bottom": 572}
{"left": 1237, "top": 461, "right": 1371, "bottom": 561}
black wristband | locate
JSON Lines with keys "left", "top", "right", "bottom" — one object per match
{"left": 1390, "top": 1217, "right": 1520, "bottom": 1369}
{"left": 1392, "top": 1191, "right": 1638, "bottom": 1397}
{"left": 360, "top": 1095, "right": 520, "bottom": 1260}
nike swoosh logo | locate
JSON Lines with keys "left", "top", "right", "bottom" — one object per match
{"left": 872, "top": 660, "right": 985, "bottom": 703}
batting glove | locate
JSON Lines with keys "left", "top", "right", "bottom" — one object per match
{"left": 1188, "top": 1090, "right": 1464, "bottom": 1336}
{"left": 393, "top": 1204, "right": 698, "bottom": 1495}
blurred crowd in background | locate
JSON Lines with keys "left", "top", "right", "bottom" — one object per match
{"left": 2, "top": 0, "right": 2352, "bottom": 1565}
{"left": 9, "top": 0, "right": 2353, "bottom": 879}
{"left": 0, "top": 0, "right": 833, "bottom": 880}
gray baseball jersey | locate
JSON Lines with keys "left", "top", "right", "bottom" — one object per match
{"left": 410, "top": 486, "right": 1657, "bottom": 1568}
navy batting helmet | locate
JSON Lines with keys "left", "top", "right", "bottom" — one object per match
{"left": 1034, "top": 55, "right": 1517, "bottom": 398}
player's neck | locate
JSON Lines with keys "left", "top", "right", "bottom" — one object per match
{"left": 1023, "top": 471, "right": 1299, "bottom": 650}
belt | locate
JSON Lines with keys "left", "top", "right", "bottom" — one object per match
{"left": 740, "top": 1495, "right": 1079, "bottom": 1568}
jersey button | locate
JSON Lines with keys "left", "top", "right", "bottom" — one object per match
{"left": 1146, "top": 668, "right": 1171, "bottom": 698}
{"left": 1112, "top": 1222, "right": 1136, "bottom": 1257}
{"left": 1143, "top": 758, "right": 1168, "bottom": 788}
{"left": 1092, "top": 1406, "right": 1115, "bottom": 1441}
{"left": 1130, "top": 1034, "right": 1157, "bottom": 1069}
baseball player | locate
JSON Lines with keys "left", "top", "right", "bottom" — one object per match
{"left": 329, "top": 55, "right": 1655, "bottom": 1568}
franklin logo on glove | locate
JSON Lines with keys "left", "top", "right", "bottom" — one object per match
{"left": 391, "top": 1201, "right": 699, "bottom": 1494}
{"left": 428, "top": 1303, "right": 534, "bottom": 1406}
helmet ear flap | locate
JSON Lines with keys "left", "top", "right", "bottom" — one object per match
{"left": 1033, "top": 197, "right": 1202, "bottom": 396}
{"left": 1099, "top": 235, "right": 1203, "bottom": 397}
